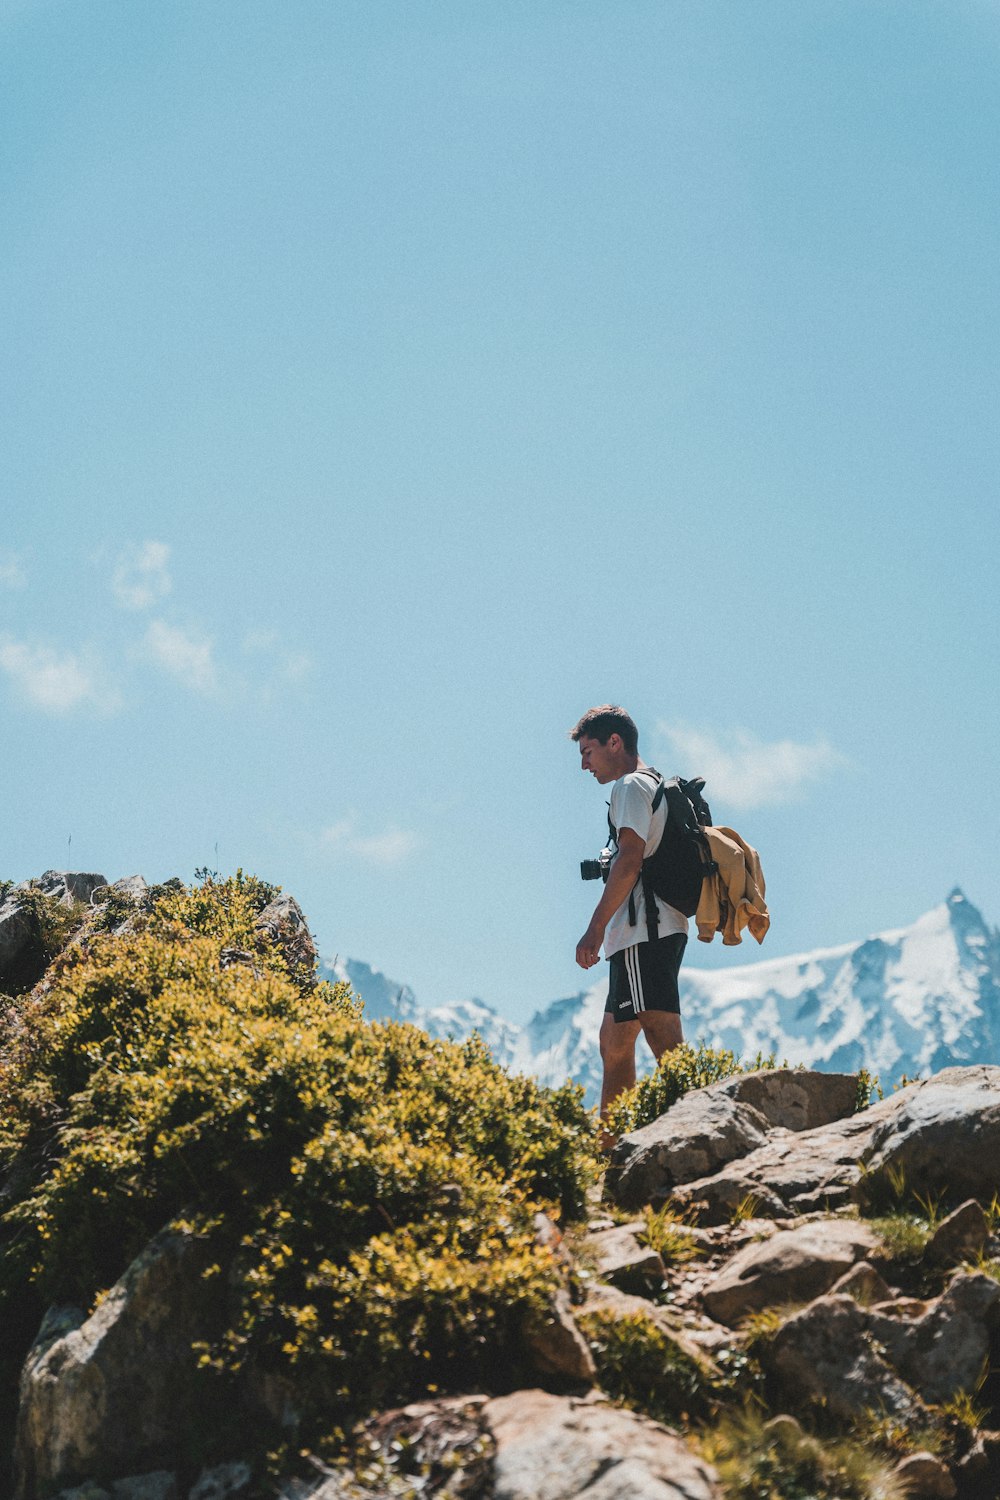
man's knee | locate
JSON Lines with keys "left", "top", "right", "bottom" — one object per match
{"left": 600, "top": 1014, "right": 638, "bottom": 1062}
{"left": 639, "top": 1009, "right": 683, "bottom": 1057}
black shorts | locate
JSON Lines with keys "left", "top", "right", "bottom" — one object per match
{"left": 605, "top": 933, "right": 687, "bottom": 1023}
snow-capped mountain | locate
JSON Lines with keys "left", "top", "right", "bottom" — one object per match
{"left": 321, "top": 890, "right": 1000, "bottom": 1106}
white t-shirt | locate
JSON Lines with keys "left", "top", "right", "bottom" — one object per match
{"left": 604, "top": 769, "right": 689, "bottom": 958}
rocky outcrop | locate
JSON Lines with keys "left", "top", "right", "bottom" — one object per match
{"left": 0, "top": 873, "right": 107, "bottom": 989}
{"left": 16, "top": 1228, "right": 221, "bottom": 1496}
{"left": 609, "top": 1067, "right": 1000, "bottom": 1223}
{"left": 11, "top": 977, "right": 1000, "bottom": 1500}
{"left": 522, "top": 1290, "right": 596, "bottom": 1385}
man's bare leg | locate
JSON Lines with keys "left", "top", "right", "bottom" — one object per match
{"left": 639, "top": 1009, "right": 683, "bottom": 1062}
{"left": 599, "top": 1011, "right": 642, "bottom": 1124}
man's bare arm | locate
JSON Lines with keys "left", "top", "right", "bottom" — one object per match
{"left": 575, "top": 827, "right": 645, "bottom": 969}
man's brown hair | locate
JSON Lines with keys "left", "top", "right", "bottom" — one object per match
{"left": 569, "top": 705, "right": 639, "bottom": 756}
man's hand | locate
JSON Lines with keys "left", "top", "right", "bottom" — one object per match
{"left": 576, "top": 922, "right": 605, "bottom": 969}
{"left": 574, "top": 827, "right": 645, "bottom": 970}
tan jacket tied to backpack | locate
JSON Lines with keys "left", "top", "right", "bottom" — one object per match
{"left": 695, "top": 826, "right": 769, "bottom": 946}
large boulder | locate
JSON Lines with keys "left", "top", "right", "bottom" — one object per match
{"left": 764, "top": 1294, "right": 917, "bottom": 1419}
{"left": 483, "top": 1389, "right": 721, "bottom": 1500}
{"left": 606, "top": 1091, "right": 773, "bottom": 1211}
{"left": 700, "top": 1218, "right": 880, "bottom": 1326}
{"left": 867, "top": 1272, "right": 1000, "bottom": 1405}
{"left": 716, "top": 1069, "right": 858, "bottom": 1133}
{"left": 15, "top": 1227, "right": 221, "bottom": 1496}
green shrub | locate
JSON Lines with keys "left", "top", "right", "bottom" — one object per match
{"left": 701, "top": 1406, "right": 907, "bottom": 1499}
{"left": 0, "top": 874, "right": 597, "bottom": 1461}
{"left": 638, "top": 1204, "right": 701, "bottom": 1265}
{"left": 579, "top": 1307, "right": 709, "bottom": 1423}
{"left": 606, "top": 1043, "right": 780, "bottom": 1136}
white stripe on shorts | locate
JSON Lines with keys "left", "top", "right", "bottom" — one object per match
{"left": 625, "top": 944, "right": 645, "bottom": 1014}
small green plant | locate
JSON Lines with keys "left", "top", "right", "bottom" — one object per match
{"left": 638, "top": 1204, "right": 701, "bottom": 1265}
{"left": 605, "top": 1043, "right": 781, "bottom": 1137}
{"left": 913, "top": 1188, "right": 943, "bottom": 1230}
{"left": 700, "top": 1404, "right": 907, "bottom": 1500}
{"left": 855, "top": 1069, "right": 882, "bottom": 1110}
{"left": 868, "top": 1213, "right": 932, "bottom": 1269}
{"left": 853, "top": 1408, "right": 947, "bottom": 1461}
{"left": 579, "top": 1307, "right": 709, "bottom": 1423}
{"left": 984, "top": 1193, "right": 1000, "bottom": 1235}
{"left": 941, "top": 1387, "right": 989, "bottom": 1432}
{"left": 731, "top": 1192, "right": 762, "bottom": 1225}
{"left": 740, "top": 1308, "right": 784, "bottom": 1350}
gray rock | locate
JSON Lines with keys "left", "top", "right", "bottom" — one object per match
{"left": 103, "top": 876, "right": 150, "bottom": 904}
{"left": 253, "top": 895, "right": 317, "bottom": 980}
{"left": 866, "top": 1271, "right": 1000, "bottom": 1404}
{"left": 112, "top": 1476, "right": 179, "bottom": 1500}
{"left": 827, "top": 1259, "right": 893, "bottom": 1304}
{"left": 890, "top": 1452, "right": 956, "bottom": 1499}
{"left": 583, "top": 1222, "right": 665, "bottom": 1292}
{"left": 522, "top": 1290, "right": 596, "bottom": 1385}
{"left": 187, "top": 1464, "right": 252, "bottom": 1500}
{"left": 924, "top": 1199, "right": 990, "bottom": 1268}
{"left": 54, "top": 1487, "right": 112, "bottom": 1500}
{"left": 16, "top": 1227, "right": 220, "bottom": 1496}
{"left": 765, "top": 1294, "right": 917, "bottom": 1419}
{"left": 953, "top": 1428, "right": 1000, "bottom": 1499}
{"left": 701, "top": 1219, "right": 879, "bottom": 1325}
{"left": 716, "top": 1068, "right": 859, "bottom": 1133}
{"left": 0, "top": 899, "right": 35, "bottom": 978}
{"left": 607, "top": 1091, "right": 773, "bottom": 1211}
{"left": 35, "top": 872, "right": 109, "bottom": 907}
{"left": 862, "top": 1066, "right": 1000, "bottom": 1203}
{"left": 484, "top": 1389, "right": 721, "bottom": 1499}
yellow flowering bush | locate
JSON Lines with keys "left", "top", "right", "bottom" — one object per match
{"left": 0, "top": 874, "right": 595, "bottom": 1459}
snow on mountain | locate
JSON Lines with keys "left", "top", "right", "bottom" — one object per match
{"left": 321, "top": 890, "right": 1000, "bottom": 1106}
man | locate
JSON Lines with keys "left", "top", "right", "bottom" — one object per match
{"left": 571, "top": 705, "right": 686, "bottom": 1127}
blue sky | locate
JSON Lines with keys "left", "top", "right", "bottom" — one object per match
{"left": 3, "top": 1, "right": 999, "bottom": 1024}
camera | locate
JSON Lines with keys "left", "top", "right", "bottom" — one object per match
{"left": 580, "top": 846, "right": 614, "bottom": 882}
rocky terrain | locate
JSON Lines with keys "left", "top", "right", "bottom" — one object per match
{"left": 4, "top": 874, "right": 1000, "bottom": 1499}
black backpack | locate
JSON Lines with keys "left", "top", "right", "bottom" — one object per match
{"left": 609, "top": 768, "right": 717, "bottom": 939}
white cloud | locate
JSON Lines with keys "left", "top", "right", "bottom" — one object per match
{"left": 0, "top": 551, "right": 26, "bottom": 589}
{"left": 242, "top": 630, "right": 312, "bottom": 689}
{"left": 656, "top": 721, "right": 848, "bottom": 811}
{"left": 112, "top": 541, "right": 172, "bottom": 611}
{"left": 319, "top": 817, "right": 418, "bottom": 868}
{"left": 0, "top": 636, "right": 119, "bottom": 715}
{"left": 144, "top": 619, "right": 219, "bottom": 696}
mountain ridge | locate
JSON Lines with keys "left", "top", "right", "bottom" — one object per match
{"left": 323, "top": 889, "right": 1000, "bottom": 1105}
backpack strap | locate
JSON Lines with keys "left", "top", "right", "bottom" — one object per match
{"left": 626, "top": 769, "right": 665, "bottom": 941}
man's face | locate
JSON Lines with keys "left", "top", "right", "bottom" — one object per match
{"left": 578, "top": 734, "right": 619, "bottom": 785}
